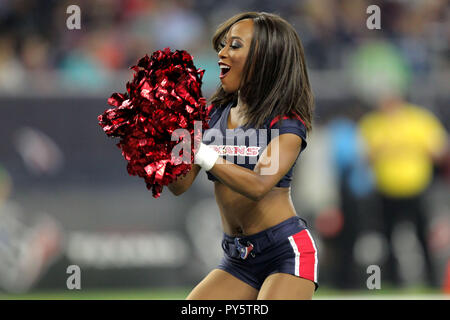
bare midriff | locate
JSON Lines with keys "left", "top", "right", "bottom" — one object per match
{"left": 214, "top": 180, "right": 297, "bottom": 237}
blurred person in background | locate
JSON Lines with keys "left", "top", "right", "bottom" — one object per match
{"left": 359, "top": 95, "right": 448, "bottom": 288}
{"left": 325, "top": 104, "right": 375, "bottom": 289}
{"left": 353, "top": 40, "right": 449, "bottom": 287}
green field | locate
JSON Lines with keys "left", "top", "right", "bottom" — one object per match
{"left": 0, "top": 285, "right": 448, "bottom": 300}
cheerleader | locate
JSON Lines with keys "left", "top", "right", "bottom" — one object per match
{"left": 168, "top": 12, "right": 317, "bottom": 300}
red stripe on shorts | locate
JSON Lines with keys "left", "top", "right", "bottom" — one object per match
{"left": 292, "top": 229, "right": 317, "bottom": 283}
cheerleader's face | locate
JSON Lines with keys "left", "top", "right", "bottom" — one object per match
{"left": 218, "top": 18, "right": 254, "bottom": 93}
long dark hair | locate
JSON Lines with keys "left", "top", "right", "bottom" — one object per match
{"left": 209, "top": 11, "right": 314, "bottom": 132}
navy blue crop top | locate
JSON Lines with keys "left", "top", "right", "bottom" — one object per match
{"left": 202, "top": 100, "right": 308, "bottom": 188}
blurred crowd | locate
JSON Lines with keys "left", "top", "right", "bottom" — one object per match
{"left": 0, "top": 0, "right": 448, "bottom": 96}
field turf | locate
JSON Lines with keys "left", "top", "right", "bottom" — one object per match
{"left": 0, "top": 285, "right": 448, "bottom": 300}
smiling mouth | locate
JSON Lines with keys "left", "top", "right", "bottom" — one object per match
{"left": 220, "top": 66, "right": 231, "bottom": 79}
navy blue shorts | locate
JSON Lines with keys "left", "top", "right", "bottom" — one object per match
{"left": 217, "top": 216, "right": 319, "bottom": 291}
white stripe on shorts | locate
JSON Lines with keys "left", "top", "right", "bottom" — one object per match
{"left": 288, "top": 235, "right": 300, "bottom": 277}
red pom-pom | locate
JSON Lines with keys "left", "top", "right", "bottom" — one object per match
{"left": 98, "top": 47, "right": 211, "bottom": 198}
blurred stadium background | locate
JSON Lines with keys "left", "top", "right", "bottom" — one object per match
{"left": 0, "top": 0, "right": 449, "bottom": 299}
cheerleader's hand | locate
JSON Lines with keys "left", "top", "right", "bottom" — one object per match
{"left": 194, "top": 142, "right": 219, "bottom": 171}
